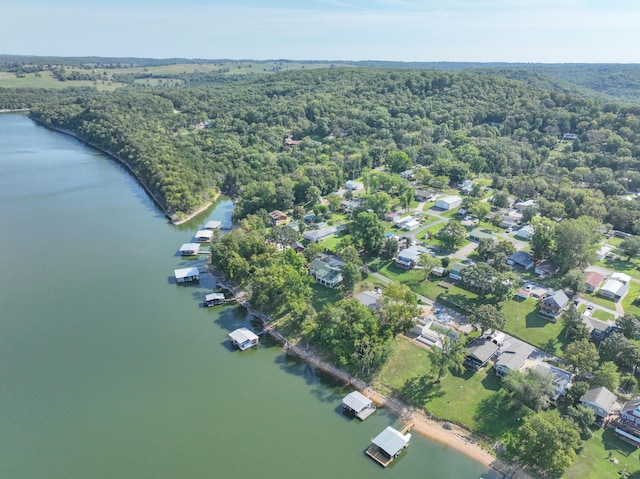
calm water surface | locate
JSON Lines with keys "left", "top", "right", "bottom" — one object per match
{"left": 0, "top": 113, "right": 493, "bottom": 478}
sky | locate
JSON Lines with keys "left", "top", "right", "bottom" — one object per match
{"left": 2, "top": 0, "right": 640, "bottom": 63}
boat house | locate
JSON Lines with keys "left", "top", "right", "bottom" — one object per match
{"left": 204, "top": 292, "right": 226, "bottom": 307}
{"left": 179, "top": 243, "right": 201, "bottom": 256}
{"left": 342, "top": 391, "right": 376, "bottom": 420}
{"left": 204, "top": 220, "right": 222, "bottom": 230}
{"left": 228, "top": 328, "right": 259, "bottom": 351}
{"left": 174, "top": 267, "right": 200, "bottom": 283}
{"left": 365, "top": 426, "right": 412, "bottom": 467}
{"left": 194, "top": 229, "right": 214, "bottom": 242}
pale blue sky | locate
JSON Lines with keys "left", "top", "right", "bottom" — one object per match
{"left": 2, "top": 0, "right": 639, "bottom": 62}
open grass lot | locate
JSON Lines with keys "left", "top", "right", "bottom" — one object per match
{"left": 622, "top": 281, "right": 640, "bottom": 317}
{"left": 377, "top": 263, "right": 447, "bottom": 300}
{"left": 502, "top": 297, "right": 569, "bottom": 356}
{"left": 310, "top": 282, "right": 342, "bottom": 312}
{"left": 592, "top": 308, "right": 616, "bottom": 322}
{"left": 584, "top": 292, "right": 619, "bottom": 310}
{"left": 372, "top": 337, "right": 530, "bottom": 443}
{"left": 563, "top": 427, "right": 640, "bottom": 479}
{"left": 598, "top": 257, "right": 640, "bottom": 281}
{"left": 0, "top": 71, "right": 120, "bottom": 90}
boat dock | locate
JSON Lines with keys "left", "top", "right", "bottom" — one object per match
{"left": 342, "top": 391, "right": 376, "bottom": 420}
{"left": 365, "top": 423, "right": 413, "bottom": 467}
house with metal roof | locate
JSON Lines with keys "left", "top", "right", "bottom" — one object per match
{"left": 449, "top": 262, "right": 467, "bottom": 281}
{"left": 534, "top": 260, "right": 559, "bottom": 278}
{"left": 345, "top": 180, "right": 364, "bottom": 191}
{"left": 174, "top": 267, "right": 200, "bottom": 283}
{"left": 580, "top": 386, "right": 617, "bottom": 421}
{"left": 365, "top": 426, "right": 412, "bottom": 467}
{"left": 435, "top": 195, "right": 463, "bottom": 210}
{"left": 179, "top": 243, "right": 201, "bottom": 256}
{"left": 600, "top": 274, "right": 630, "bottom": 301}
{"left": 342, "top": 391, "right": 376, "bottom": 420}
{"left": 395, "top": 245, "right": 423, "bottom": 269}
{"left": 228, "top": 328, "right": 259, "bottom": 351}
{"left": 515, "top": 224, "right": 534, "bottom": 240}
{"left": 309, "top": 259, "right": 343, "bottom": 288}
{"left": 468, "top": 228, "right": 494, "bottom": 242}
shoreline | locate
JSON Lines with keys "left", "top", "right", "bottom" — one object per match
{"left": 28, "top": 115, "right": 216, "bottom": 226}
{"left": 209, "top": 268, "right": 532, "bottom": 479}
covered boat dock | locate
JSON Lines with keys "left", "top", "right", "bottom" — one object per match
{"left": 204, "top": 292, "right": 226, "bottom": 307}
{"left": 228, "top": 328, "right": 259, "bottom": 351}
{"left": 365, "top": 425, "right": 412, "bottom": 467}
{"left": 174, "top": 266, "right": 200, "bottom": 283}
{"left": 342, "top": 391, "right": 376, "bottom": 420}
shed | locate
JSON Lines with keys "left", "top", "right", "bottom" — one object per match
{"left": 366, "top": 426, "right": 411, "bottom": 467}
{"left": 204, "top": 292, "right": 225, "bottom": 307}
{"left": 435, "top": 195, "right": 463, "bottom": 210}
{"left": 342, "top": 391, "right": 376, "bottom": 420}
{"left": 174, "top": 267, "right": 200, "bottom": 283}
{"left": 268, "top": 210, "right": 288, "bottom": 226}
{"left": 228, "top": 328, "right": 259, "bottom": 351}
{"left": 179, "top": 243, "right": 201, "bottom": 256}
{"left": 580, "top": 386, "right": 617, "bottom": 420}
{"left": 403, "top": 219, "right": 420, "bottom": 231}
{"left": 194, "top": 229, "right": 214, "bottom": 242}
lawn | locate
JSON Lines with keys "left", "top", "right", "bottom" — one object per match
{"left": 584, "top": 292, "right": 619, "bottom": 310}
{"left": 563, "top": 427, "right": 640, "bottom": 479}
{"left": 310, "top": 282, "right": 342, "bottom": 312}
{"left": 622, "top": 281, "right": 640, "bottom": 317}
{"left": 377, "top": 263, "right": 447, "bottom": 300}
{"left": 598, "top": 257, "right": 640, "bottom": 281}
{"left": 502, "top": 297, "right": 569, "bottom": 356}
{"left": 592, "top": 308, "right": 616, "bottom": 322}
{"left": 372, "top": 337, "right": 530, "bottom": 443}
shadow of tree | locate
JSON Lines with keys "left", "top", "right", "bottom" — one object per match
{"left": 397, "top": 374, "right": 445, "bottom": 407}
{"left": 473, "top": 389, "right": 522, "bottom": 438}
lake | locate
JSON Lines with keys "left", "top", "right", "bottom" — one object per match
{"left": 0, "top": 113, "right": 492, "bottom": 478}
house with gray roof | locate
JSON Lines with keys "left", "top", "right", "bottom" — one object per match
{"left": 495, "top": 342, "right": 535, "bottom": 377}
{"left": 395, "top": 245, "right": 424, "bottom": 269}
{"left": 580, "top": 386, "right": 617, "bottom": 421}
{"left": 539, "top": 290, "right": 569, "bottom": 320}
{"left": 464, "top": 338, "right": 499, "bottom": 371}
{"left": 309, "top": 259, "right": 343, "bottom": 288}
{"left": 536, "top": 362, "right": 572, "bottom": 402}
{"left": 507, "top": 251, "right": 535, "bottom": 270}
{"left": 303, "top": 225, "right": 339, "bottom": 243}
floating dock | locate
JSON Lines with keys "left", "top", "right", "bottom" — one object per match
{"left": 228, "top": 328, "right": 259, "bottom": 351}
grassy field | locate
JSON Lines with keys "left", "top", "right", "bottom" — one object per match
{"left": 372, "top": 337, "right": 530, "bottom": 443}
{"left": 563, "top": 427, "right": 640, "bottom": 479}
{"left": 622, "top": 281, "right": 640, "bottom": 317}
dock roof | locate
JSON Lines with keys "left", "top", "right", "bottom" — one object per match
{"left": 372, "top": 426, "right": 411, "bottom": 457}
{"left": 229, "top": 328, "right": 259, "bottom": 344}
{"left": 343, "top": 391, "right": 373, "bottom": 413}
{"left": 204, "top": 220, "right": 221, "bottom": 229}
{"left": 174, "top": 266, "right": 200, "bottom": 280}
{"left": 205, "top": 292, "right": 225, "bottom": 302}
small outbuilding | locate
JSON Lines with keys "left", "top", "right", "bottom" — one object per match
{"left": 179, "top": 243, "right": 201, "bottom": 256}
{"left": 365, "top": 426, "right": 412, "bottom": 467}
{"left": 174, "top": 267, "right": 200, "bottom": 283}
{"left": 228, "top": 328, "right": 259, "bottom": 351}
{"left": 342, "top": 391, "right": 376, "bottom": 420}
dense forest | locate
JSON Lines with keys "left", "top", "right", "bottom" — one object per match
{"left": 3, "top": 66, "right": 639, "bottom": 228}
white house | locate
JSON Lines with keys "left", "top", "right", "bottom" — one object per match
{"left": 600, "top": 273, "right": 630, "bottom": 301}
{"left": 228, "top": 328, "right": 259, "bottom": 351}
{"left": 596, "top": 245, "right": 612, "bottom": 261}
{"left": 435, "top": 195, "right": 463, "bottom": 210}
{"left": 402, "top": 219, "right": 420, "bottom": 231}
{"left": 515, "top": 224, "right": 534, "bottom": 240}
{"left": 303, "top": 226, "right": 339, "bottom": 243}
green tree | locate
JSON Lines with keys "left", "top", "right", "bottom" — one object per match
{"left": 428, "top": 334, "right": 466, "bottom": 382}
{"left": 565, "top": 405, "right": 595, "bottom": 440}
{"left": 562, "top": 268, "right": 586, "bottom": 295}
{"left": 436, "top": 221, "right": 467, "bottom": 249}
{"left": 382, "top": 236, "right": 399, "bottom": 260}
{"left": 616, "top": 314, "right": 640, "bottom": 340}
{"left": 326, "top": 193, "right": 342, "bottom": 212}
{"left": 592, "top": 361, "right": 621, "bottom": 391}
{"left": 530, "top": 216, "right": 556, "bottom": 261}
{"left": 620, "top": 235, "right": 640, "bottom": 260}
{"left": 564, "top": 338, "right": 599, "bottom": 374}
{"left": 502, "top": 368, "right": 555, "bottom": 411}
{"left": 600, "top": 332, "right": 639, "bottom": 368}
{"left": 387, "top": 150, "right": 412, "bottom": 173}
{"left": 561, "top": 303, "right": 583, "bottom": 338}
{"left": 552, "top": 216, "right": 601, "bottom": 273}
{"left": 467, "top": 200, "right": 490, "bottom": 220}
{"left": 378, "top": 283, "right": 420, "bottom": 337}
{"left": 350, "top": 211, "right": 385, "bottom": 255}
{"left": 460, "top": 262, "right": 496, "bottom": 298}
{"left": 418, "top": 253, "right": 439, "bottom": 279}
{"left": 340, "top": 262, "right": 361, "bottom": 294}
{"left": 470, "top": 304, "right": 506, "bottom": 333}
{"left": 512, "top": 410, "right": 581, "bottom": 476}
{"left": 400, "top": 187, "right": 414, "bottom": 212}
